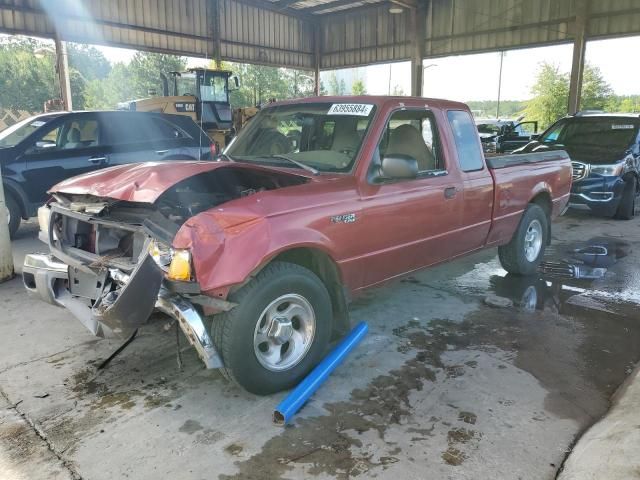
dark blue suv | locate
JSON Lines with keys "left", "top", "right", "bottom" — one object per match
{"left": 517, "top": 113, "right": 640, "bottom": 220}
{"left": 1, "top": 111, "right": 214, "bottom": 237}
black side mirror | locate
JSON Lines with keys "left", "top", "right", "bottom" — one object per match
{"left": 381, "top": 154, "right": 419, "bottom": 180}
{"left": 530, "top": 134, "right": 540, "bottom": 141}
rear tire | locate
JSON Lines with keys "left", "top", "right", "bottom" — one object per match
{"left": 211, "top": 261, "right": 332, "bottom": 395}
{"left": 614, "top": 176, "right": 636, "bottom": 220}
{"left": 498, "top": 204, "right": 548, "bottom": 276}
{"left": 5, "top": 192, "right": 20, "bottom": 239}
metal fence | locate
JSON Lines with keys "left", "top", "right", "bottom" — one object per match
{"left": 0, "top": 108, "right": 35, "bottom": 131}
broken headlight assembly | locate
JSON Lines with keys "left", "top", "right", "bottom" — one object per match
{"left": 148, "top": 240, "right": 193, "bottom": 281}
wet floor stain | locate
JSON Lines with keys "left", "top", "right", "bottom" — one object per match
{"left": 224, "top": 284, "right": 640, "bottom": 479}
{"left": 225, "top": 443, "right": 244, "bottom": 456}
{"left": 179, "top": 419, "right": 204, "bottom": 434}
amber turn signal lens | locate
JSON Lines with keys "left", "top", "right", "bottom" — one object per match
{"left": 167, "top": 249, "right": 192, "bottom": 281}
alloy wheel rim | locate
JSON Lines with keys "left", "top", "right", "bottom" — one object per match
{"left": 524, "top": 219, "right": 543, "bottom": 262}
{"left": 253, "top": 294, "right": 316, "bottom": 372}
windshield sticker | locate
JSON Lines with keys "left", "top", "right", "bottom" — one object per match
{"left": 327, "top": 104, "right": 373, "bottom": 116}
{"left": 30, "top": 121, "right": 46, "bottom": 127}
{"left": 612, "top": 124, "right": 635, "bottom": 129}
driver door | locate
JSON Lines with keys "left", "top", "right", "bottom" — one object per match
{"left": 355, "top": 109, "right": 464, "bottom": 288}
{"left": 21, "top": 114, "right": 108, "bottom": 205}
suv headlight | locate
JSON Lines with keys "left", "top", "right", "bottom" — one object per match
{"left": 590, "top": 163, "right": 624, "bottom": 176}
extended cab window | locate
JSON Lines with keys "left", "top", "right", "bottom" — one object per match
{"left": 447, "top": 110, "right": 484, "bottom": 172}
{"left": 379, "top": 110, "right": 443, "bottom": 173}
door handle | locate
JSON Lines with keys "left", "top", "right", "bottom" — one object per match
{"left": 88, "top": 156, "right": 107, "bottom": 164}
{"left": 444, "top": 186, "right": 458, "bottom": 199}
{"left": 155, "top": 150, "right": 169, "bottom": 155}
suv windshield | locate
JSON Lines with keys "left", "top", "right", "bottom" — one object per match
{"left": 540, "top": 117, "right": 640, "bottom": 150}
{"left": 0, "top": 115, "right": 55, "bottom": 148}
{"left": 226, "top": 102, "right": 376, "bottom": 173}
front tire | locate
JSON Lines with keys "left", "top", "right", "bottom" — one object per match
{"left": 498, "top": 204, "right": 548, "bottom": 276}
{"left": 211, "top": 261, "right": 332, "bottom": 395}
{"left": 614, "top": 176, "right": 636, "bottom": 220}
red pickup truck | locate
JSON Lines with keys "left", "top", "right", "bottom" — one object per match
{"left": 23, "top": 96, "right": 571, "bottom": 394}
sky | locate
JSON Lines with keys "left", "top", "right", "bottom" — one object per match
{"left": 324, "top": 36, "right": 640, "bottom": 101}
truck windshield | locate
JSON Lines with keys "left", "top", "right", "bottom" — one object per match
{"left": 541, "top": 118, "right": 640, "bottom": 150}
{"left": 226, "top": 102, "right": 376, "bottom": 173}
{"left": 0, "top": 116, "right": 54, "bottom": 148}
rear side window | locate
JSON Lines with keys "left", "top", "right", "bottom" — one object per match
{"left": 447, "top": 110, "right": 484, "bottom": 172}
{"left": 105, "top": 115, "right": 187, "bottom": 145}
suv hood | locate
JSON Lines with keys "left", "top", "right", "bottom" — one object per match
{"left": 48, "top": 160, "right": 309, "bottom": 203}
{"left": 518, "top": 141, "right": 628, "bottom": 165}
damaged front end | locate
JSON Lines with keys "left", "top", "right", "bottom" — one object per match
{"left": 22, "top": 162, "right": 309, "bottom": 369}
{"left": 23, "top": 198, "right": 227, "bottom": 369}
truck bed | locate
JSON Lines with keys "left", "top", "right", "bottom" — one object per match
{"left": 486, "top": 150, "right": 569, "bottom": 169}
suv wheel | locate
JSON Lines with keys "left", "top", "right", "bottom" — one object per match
{"left": 614, "top": 176, "right": 637, "bottom": 220}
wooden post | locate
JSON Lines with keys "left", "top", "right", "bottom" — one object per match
{"left": 54, "top": 36, "right": 72, "bottom": 110}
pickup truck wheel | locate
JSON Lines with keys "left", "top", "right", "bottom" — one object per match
{"left": 614, "top": 176, "right": 636, "bottom": 220}
{"left": 5, "top": 192, "right": 20, "bottom": 239}
{"left": 498, "top": 204, "right": 548, "bottom": 276}
{"left": 211, "top": 261, "right": 332, "bottom": 395}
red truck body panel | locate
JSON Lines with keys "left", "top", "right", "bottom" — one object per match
{"left": 49, "top": 96, "right": 572, "bottom": 300}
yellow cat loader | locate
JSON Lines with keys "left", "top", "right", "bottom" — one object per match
{"left": 119, "top": 68, "right": 252, "bottom": 148}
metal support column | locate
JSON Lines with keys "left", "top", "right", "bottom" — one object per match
{"left": 410, "top": 3, "right": 426, "bottom": 97}
{"left": 313, "top": 23, "right": 321, "bottom": 96}
{"left": 54, "top": 36, "right": 72, "bottom": 111}
{"left": 210, "top": 0, "right": 222, "bottom": 68}
{"left": 568, "top": 0, "right": 588, "bottom": 115}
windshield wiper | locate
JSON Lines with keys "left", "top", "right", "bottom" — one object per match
{"left": 267, "top": 154, "right": 319, "bottom": 175}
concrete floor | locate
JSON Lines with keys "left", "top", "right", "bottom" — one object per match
{"left": 0, "top": 210, "right": 639, "bottom": 480}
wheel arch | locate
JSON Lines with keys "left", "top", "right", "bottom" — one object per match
{"left": 268, "top": 247, "right": 350, "bottom": 338}
{"left": 2, "top": 180, "right": 28, "bottom": 219}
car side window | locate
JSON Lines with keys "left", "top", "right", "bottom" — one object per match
{"left": 151, "top": 118, "right": 187, "bottom": 140}
{"left": 447, "top": 110, "right": 484, "bottom": 172}
{"left": 379, "top": 109, "right": 444, "bottom": 173}
{"left": 30, "top": 118, "right": 100, "bottom": 153}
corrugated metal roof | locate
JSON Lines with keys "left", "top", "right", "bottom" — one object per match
{"left": 0, "top": 0, "right": 639, "bottom": 70}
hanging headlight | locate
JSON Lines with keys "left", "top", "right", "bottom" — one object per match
{"left": 148, "top": 240, "right": 174, "bottom": 272}
{"left": 167, "top": 249, "right": 192, "bottom": 281}
{"left": 148, "top": 240, "right": 193, "bottom": 281}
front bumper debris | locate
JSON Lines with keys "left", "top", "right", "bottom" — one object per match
{"left": 22, "top": 253, "right": 223, "bottom": 369}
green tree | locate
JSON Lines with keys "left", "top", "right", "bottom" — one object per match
{"left": 128, "top": 52, "right": 187, "bottom": 99}
{"left": 351, "top": 79, "right": 366, "bottom": 95}
{"left": 326, "top": 73, "right": 346, "bottom": 95}
{"left": 0, "top": 37, "right": 58, "bottom": 111}
{"left": 581, "top": 64, "right": 613, "bottom": 111}
{"left": 523, "top": 62, "right": 569, "bottom": 128}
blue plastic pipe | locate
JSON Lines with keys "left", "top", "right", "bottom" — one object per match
{"left": 273, "top": 321, "right": 368, "bottom": 425}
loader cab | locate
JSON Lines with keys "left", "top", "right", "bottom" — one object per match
{"left": 167, "top": 68, "right": 235, "bottom": 132}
